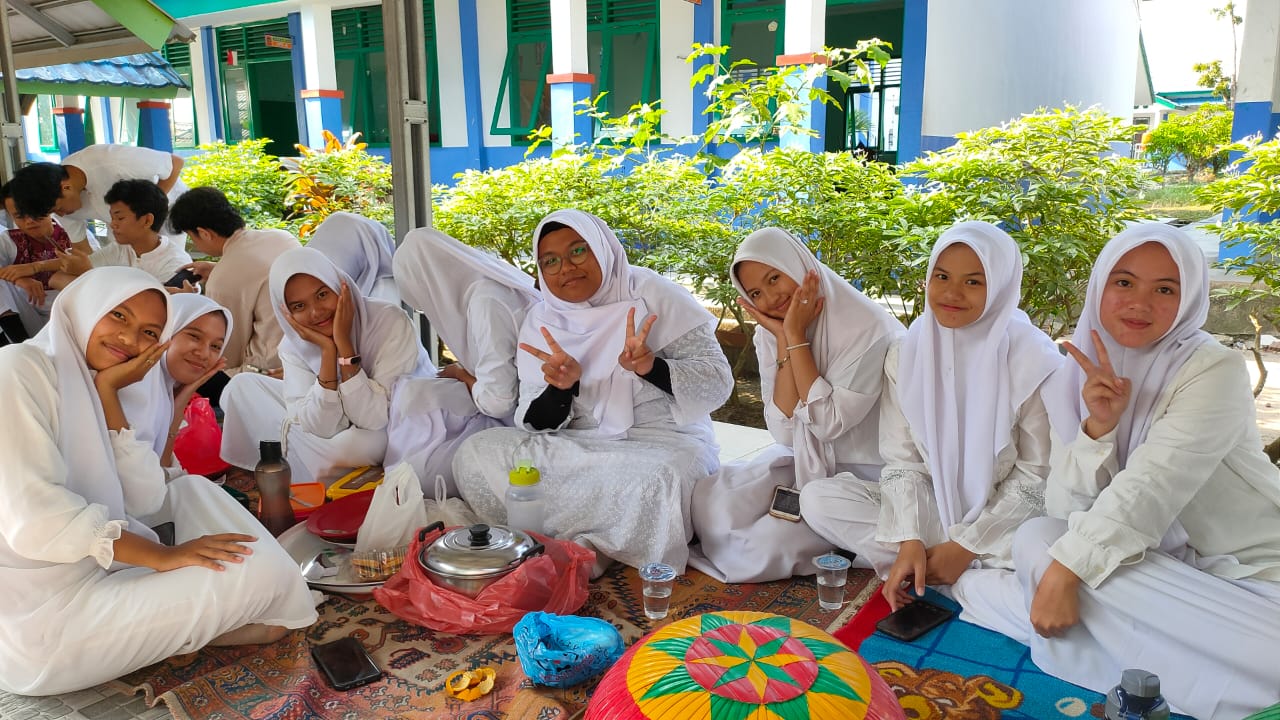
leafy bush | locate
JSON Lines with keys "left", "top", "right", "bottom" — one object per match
{"left": 286, "top": 131, "right": 394, "bottom": 237}
{"left": 1144, "top": 105, "right": 1233, "bottom": 177}
{"left": 180, "top": 138, "right": 288, "bottom": 229}
{"left": 1199, "top": 137, "right": 1280, "bottom": 321}
{"left": 899, "top": 106, "right": 1154, "bottom": 335}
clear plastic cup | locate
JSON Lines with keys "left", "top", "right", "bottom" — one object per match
{"left": 639, "top": 562, "right": 677, "bottom": 620}
{"left": 814, "top": 553, "right": 851, "bottom": 610}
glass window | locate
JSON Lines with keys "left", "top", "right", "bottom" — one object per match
{"left": 170, "top": 69, "right": 198, "bottom": 148}
{"left": 223, "top": 66, "right": 252, "bottom": 142}
{"left": 336, "top": 56, "right": 357, "bottom": 140}
{"left": 366, "top": 50, "right": 390, "bottom": 145}
{"left": 36, "top": 95, "right": 56, "bottom": 151}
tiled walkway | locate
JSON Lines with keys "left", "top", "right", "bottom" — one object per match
{"left": 0, "top": 421, "right": 775, "bottom": 719}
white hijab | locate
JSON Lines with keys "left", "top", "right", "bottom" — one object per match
{"left": 306, "top": 212, "right": 396, "bottom": 298}
{"left": 1044, "top": 222, "right": 1214, "bottom": 462}
{"left": 270, "top": 247, "right": 432, "bottom": 379}
{"left": 898, "top": 221, "right": 1062, "bottom": 529}
{"left": 730, "top": 227, "right": 903, "bottom": 480}
{"left": 393, "top": 227, "right": 539, "bottom": 370}
{"left": 27, "top": 267, "right": 175, "bottom": 523}
{"left": 518, "top": 209, "right": 714, "bottom": 438}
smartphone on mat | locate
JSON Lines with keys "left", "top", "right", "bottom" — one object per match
{"left": 768, "top": 485, "right": 802, "bottom": 522}
{"left": 875, "top": 598, "right": 955, "bottom": 642}
{"left": 311, "top": 637, "right": 382, "bottom": 691}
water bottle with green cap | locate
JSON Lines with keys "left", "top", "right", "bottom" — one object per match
{"left": 505, "top": 460, "right": 545, "bottom": 535}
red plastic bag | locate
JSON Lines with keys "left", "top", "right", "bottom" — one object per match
{"left": 374, "top": 525, "right": 595, "bottom": 635}
{"left": 172, "top": 396, "right": 229, "bottom": 477}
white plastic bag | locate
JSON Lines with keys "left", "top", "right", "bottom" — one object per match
{"left": 355, "top": 462, "right": 429, "bottom": 551}
{"left": 424, "top": 474, "right": 480, "bottom": 528}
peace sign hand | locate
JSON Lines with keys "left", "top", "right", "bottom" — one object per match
{"left": 619, "top": 308, "right": 657, "bottom": 375}
{"left": 519, "top": 327, "right": 582, "bottom": 390}
{"left": 1063, "top": 329, "right": 1131, "bottom": 440}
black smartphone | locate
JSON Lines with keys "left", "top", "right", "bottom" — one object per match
{"left": 768, "top": 485, "right": 802, "bottom": 522}
{"left": 311, "top": 637, "right": 382, "bottom": 691}
{"left": 876, "top": 598, "right": 955, "bottom": 642}
{"left": 164, "top": 268, "right": 201, "bottom": 289}
{"left": 151, "top": 521, "right": 176, "bottom": 547}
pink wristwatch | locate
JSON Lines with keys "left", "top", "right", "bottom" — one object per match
{"left": 338, "top": 355, "right": 362, "bottom": 367}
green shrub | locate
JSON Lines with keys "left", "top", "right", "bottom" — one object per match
{"left": 180, "top": 138, "right": 288, "bottom": 229}
{"left": 1144, "top": 105, "right": 1233, "bottom": 177}
{"left": 286, "top": 131, "right": 394, "bottom": 237}
{"left": 1199, "top": 137, "right": 1280, "bottom": 323}
{"left": 899, "top": 106, "right": 1154, "bottom": 335}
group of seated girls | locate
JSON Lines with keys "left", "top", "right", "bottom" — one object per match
{"left": 3, "top": 205, "right": 1278, "bottom": 720}
{"left": 694, "top": 220, "right": 1280, "bottom": 720}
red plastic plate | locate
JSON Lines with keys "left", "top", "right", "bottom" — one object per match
{"left": 305, "top": 489, "right": 376, "bottom": 542}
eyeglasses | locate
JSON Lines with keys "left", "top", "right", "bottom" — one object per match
{"left": 538, "top": 242, "right": 593, "bottom": 276}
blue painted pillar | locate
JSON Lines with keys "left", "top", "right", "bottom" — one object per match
{"left": 200, "top": 26, "right": 224, "bottom": 142}
{"left": 548, "top": 74, "right": 594, "bottom": 148}
{"left": 458, "top": 0, "right": 486, "bottom": 168}
{"left": 301, "top": 90, "right": 345, "bottom": 148}
{"left": 137, "top": 101, "right": 174, "bottom": 152}
{"left": 53, "top": 107, "right": 87, "bottom": 156}
{"left": 896, "top": 0, "right": 928, "bottom": 163}
{"left": 97, "top": 98, "right": 115, "bottom": 143}
{"left": 777, "top": 54, "right": 827, "bottom": 152}
{"left": 288, "top": 12, "right": 311, "bottom": 147}
{"left": 690, "top": 0, "right": 715, "bottom": 136}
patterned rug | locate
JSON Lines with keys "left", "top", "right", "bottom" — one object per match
{"left": 113, "top": 564, "right": 879, "bottom": 719}
{"left": 845, "top": 589, "right": 1192, "bottom": 720}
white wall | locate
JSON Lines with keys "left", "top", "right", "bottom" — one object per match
{"left": 476, "top": 0, "right": 511, "bottom": 147}
{"left": 658, "top": 0, "right": 694, "bottom": 139}
{"left": 434, "top": 0, "right": 468, "bottom": 147}
{"left": 921, "top": 0, "right": 1140, "bottom": 137}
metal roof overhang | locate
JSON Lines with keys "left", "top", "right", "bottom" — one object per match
{"left": 6, "top": 0, "right": 193, "bottom": 70}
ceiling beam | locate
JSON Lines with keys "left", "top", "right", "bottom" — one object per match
{"left": 7, "top": 0, "right": 76, "bottom": 47}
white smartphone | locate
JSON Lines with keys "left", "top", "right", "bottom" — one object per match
{"left": 768, "top": 485, "right": 802, "bottom": 522}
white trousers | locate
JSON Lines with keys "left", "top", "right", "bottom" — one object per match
{"left": 220, "top": 373, "right": 387, "bottom": 486}
{"left": 0, "top": 475, "right": 317, "bottom": 695}
{"left": 957, "top": 516, "right": 1280, "bottom": 720}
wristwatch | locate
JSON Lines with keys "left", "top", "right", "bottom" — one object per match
{"left": 338, "top": 355, "right": 362, "bottom": 367}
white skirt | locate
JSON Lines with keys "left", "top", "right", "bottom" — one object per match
{"left": 0, "top": 475, "right": 317, "bottom": 695}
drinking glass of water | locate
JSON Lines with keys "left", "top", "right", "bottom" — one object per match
{"left": 813, "top": 553, "right": 851, "bottom": 611}
{"left": 639, "top": 562, "right": 677, "bottom": 620}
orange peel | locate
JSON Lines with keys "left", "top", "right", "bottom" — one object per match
{"left": 445, "top": 667, "right": 497, "bottom": 701}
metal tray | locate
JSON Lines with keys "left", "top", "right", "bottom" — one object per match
{"left": 278, "top": 522, "right": 382, "bottom": 595}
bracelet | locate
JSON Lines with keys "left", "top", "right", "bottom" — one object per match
{"left": 318, "top": 378, "right": 339, "bottom": 390}
{"left": 786, "top": 342, "right": 811, "bottom": 351}
{"left": 776, "top": 354, "right": 791, "bottom": 369}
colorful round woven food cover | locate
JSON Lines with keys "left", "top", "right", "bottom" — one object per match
{"left": 585, "top": 611, "right": 904, "bottom": 720}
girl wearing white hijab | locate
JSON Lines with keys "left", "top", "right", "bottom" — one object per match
{"left": 452, "top": 209, "right": 733, "bottom": 574}
{"left": 158, "top": 294, "right": 232, "bottom": 472}
{"left": 800, "top": 221, "right": 1061, "bottom": 613}
{"left": 0, "top": 267, "right": 316, "bottom": 695}
{"left": 688, "top": 227, "right": 902, "bottom": 582}
{"left": 963, "top": 224, "right": 1280, "bottom": 720}
{"left": 220, "top": 247, "right": 431, "bottom": 486}
{"left": 306, "top": 211, "right": 398, "bottom": 304}
{"left": 383, "top": 227, "right": 541, "bottom": 494}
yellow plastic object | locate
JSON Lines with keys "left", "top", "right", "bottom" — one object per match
{"left": 508, "top": 461, "right": 540, "bottom": 486}
{"left": 445, "top": 667, "right": 497, "bottom": 701}
{"left": 326, "top": 466, "right": 384, "bottom": 501}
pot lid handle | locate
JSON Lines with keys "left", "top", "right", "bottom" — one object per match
{"left": 468, "top": 524, "right": 491, "bottom": 547}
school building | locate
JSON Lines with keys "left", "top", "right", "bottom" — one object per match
{"left": 14, "top": 0, "right": 1146, "bottom": 184}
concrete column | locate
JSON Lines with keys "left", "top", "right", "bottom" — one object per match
{"left": 52, "top": 98, "right": 86, "bottom": 157}
{"left": 548, "top": 0, "right": 593, "bottom": 147}
{"left": 896, "top": 0, "right": 928, "bottom": 162}
{"left": 136, "top": 101, "right": 174, "bottom": 152}
{"left": 689, "top": 0, "right": 715, "bottom": 137}
{"left": 776, "top": 0, "right": 827, "bottom": 152}
{"left": 301, "top": 90, "right": 345, "bottom": 148}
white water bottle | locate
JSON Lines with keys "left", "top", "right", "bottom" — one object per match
{"left": 505, "top": 461, "right": 545, "bottom": 535}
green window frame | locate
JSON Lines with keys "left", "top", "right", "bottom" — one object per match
{"left": 162, "top": 42, "right": 199, "bottom": 149}
{"left": 35, "top": 95, "right": 58, "bottom": 152}
{"left": 492, "top": 0, "right": 659, "bottom": 142}
{"left": 214, "top": 19, "right": 293, "bottom": 143}
{"left": 332, "top": 3, "right": 441, "bottom": 147}
{"left": 721, "top": 0, "right": 784, "bottom": 71}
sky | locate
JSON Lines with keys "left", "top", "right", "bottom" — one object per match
{"left": 1139, "top": 0, "right": 1247, "bottom": 93}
